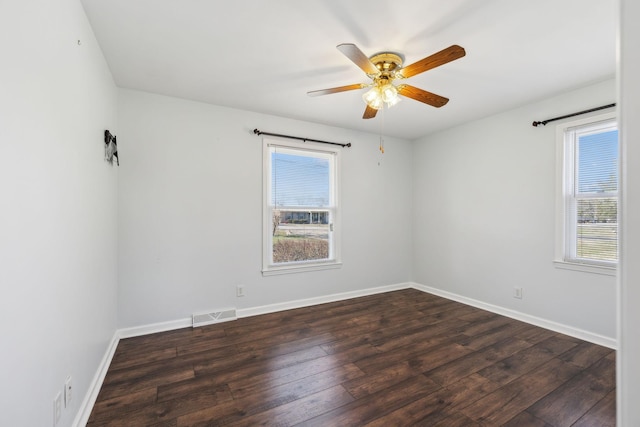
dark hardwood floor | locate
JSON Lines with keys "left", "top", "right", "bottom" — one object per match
{"left": 88, "top": 289, "right": 615, "bottom": 426}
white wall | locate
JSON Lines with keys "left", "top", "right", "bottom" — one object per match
{"left": 618, "top": 0, "right": 640, "bottom": 424}
{"left": 117, "top": 89, "right": 413, "bottom": 328}
{"left": 0, "top": 1, "right": 118, "bottom": 426}
{"left": 412, "top": 79, "right": 617, "bottom": 341}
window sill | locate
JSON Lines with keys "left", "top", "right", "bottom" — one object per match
{"left": 553, "top": 260, "right": 616, "bottom": 276}
{"left": 262, "top": 261, "right": 342, "bottom": 276}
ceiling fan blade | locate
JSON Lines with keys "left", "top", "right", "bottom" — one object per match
{"left": 337, "top": 43, "right": 379, "bottom": 76}
{"left": 363, "top": 105, "right": 378, "bottom": 119}
{"left": 307, "top": 83, "right": 366, "bottom": 97}
{"left": 398, "top": 85, "right": 449, "bottom": 108}
{"left": 398, "top": 45, "right": 466, "bottom": 79}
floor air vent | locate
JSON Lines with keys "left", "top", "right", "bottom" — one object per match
{"left": 192, "top": 308, "right": 237, "bottom": 328}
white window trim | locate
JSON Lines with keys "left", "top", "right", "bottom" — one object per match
{"left": 554, "top": 111, "right": 617, "bottom": 276}
{"left": 262, "top": 137, "right": 342, "bottom": 276}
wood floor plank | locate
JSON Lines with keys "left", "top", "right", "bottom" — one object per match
{"left": 89, "top": 289, "right": 616, "bottom": 426}
{"left": 174, "top": 399, "right": 246, "bottom": 427}
{"left": 514, "top": 324, "right": 559, "bottom": 345}
{"left": 442, "top": 373, "right": 502, "bottom": 410}
{"left": 342, "top": 361, "right": 416, "bottom": 398}
{"left": 426, "top": 336, "right": 533, "bottom": 386}
{"left": 431, "top": 412, "right": 483, "bottom": 427}
{"left": 406, "top": 342, "right": 473, "bottom": 373}
{"left": 372, "top": 320, "right": 468, "bottom": 353}
{"left": 558, "top": 340, "right": 613, "bottom": 369}
{"left": 90, "top": 388, "right": 232, "bottom": 426}
{"left": 361, "top": 388, "right": 455, "bottom": 427}
{"left": 318, "top": 317, "right": 431, "bottom": 355}
{"left": 109, "top": 346, "right": 177, "bottom": 370}
{"left": 302, "top": 375, "right": 441, "bottom": 427}
{"left": 88, "top": 387, "right": 158, "bottom": 423}
{"left": 572, "top": 390, "right": 616, "bottom": 427}
{"left": 156, "top": 378, "right": 233, "bottom": 404}
{"left": 103, "top": 357, "right": 196, "bottom": 386}
{"left": 526, "top": 355, "right": 616, "bottom": 426}
{"left": 98, "top": 365, "right": 195, "bottom": 401}
{"left": 226, "top": 344, "right": 378, "bottom": 397}
{"left": 225, "top": 385, "right": 354, "bottom": 427}
{"left": 461, "top": 358, "right": 582, "bottom": 425}
{"left": 354, "top": 332, "right": 466, "bottom": 374}
{"left": 476, "top": 335, "right": 580, "bottom": 385}
{"left": 178, "top": 364, "right": 363, "bottom": 426}
{"left": 456, "top": 319, "right": 532, "bottom": 351}
{"left": 233, "top": 363, "right": 364, "bottom": 409}
{"left": 502, "top": 411, "right": 554, "bottom": 427}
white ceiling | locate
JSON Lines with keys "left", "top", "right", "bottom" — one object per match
{"left": 81, "top": 0, "right": 617, "bottom": 140}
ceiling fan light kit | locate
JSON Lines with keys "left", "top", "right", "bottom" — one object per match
{"left": 308, "top": 43, "right": 466, "bottom": 119}
{"left": 362, "top": 78, "right": 401, "bottom": 110}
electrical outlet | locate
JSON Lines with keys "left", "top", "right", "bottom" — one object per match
{"left": 64, "top": 376, "right": 72, "bottom": 407}
{"left": 236, "top": 285, "right": 245, "bottom": 297}
{"left": 513, "top": 287, "right": 523, "bottom": 299}
{"left": 53, "top": 391, "right": 62, "bottom": 425}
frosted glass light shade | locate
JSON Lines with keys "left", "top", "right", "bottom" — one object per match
{"left": 380, "top": 84, "right": 398, "bottom": 103}
{"left": 362, "top": 83, "right": 400, "bottom": 110}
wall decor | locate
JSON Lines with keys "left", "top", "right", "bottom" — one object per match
{"left": 104, "top": 130, "right": 119, "bottom": 165}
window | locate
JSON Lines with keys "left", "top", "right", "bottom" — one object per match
{"left": 555, "top": 112, "right": 618, "bottom": 273}
{"left": 262, "top": 138, "right": 341, "bottom": 275}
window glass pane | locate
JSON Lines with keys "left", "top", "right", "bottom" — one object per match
{"left": 576, "top": 198, "right": 617, "bottom": 261}
{"left": 576, "top": 129, "right": 618, "bottom": 194}
{"left": 271, "top": 151, "right": 330, "bottom": 208}
{"left": 272, "top": 209, "right": 330, "bottom": 263}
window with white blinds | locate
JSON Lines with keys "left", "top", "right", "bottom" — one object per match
{"left": 263, "top": 139, "right": 341, "bottom": 275}
{"left": 557, "top": 114, "right": 618, "bottom": 271}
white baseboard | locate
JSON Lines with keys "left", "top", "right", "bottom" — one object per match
{"left": 118, "top": 318, "right": 192, "bottom": 339}
{"left": 236, "top": 282, "right": 411, "bottom": 318}
{"left": 409, "top": 282, "right": 617, "bottom": 349}
{"left": 117, "top": 283, "right": 412, "bottom": 339}
{"left": 73, "top": 331, "right": 120, "bottom": 427}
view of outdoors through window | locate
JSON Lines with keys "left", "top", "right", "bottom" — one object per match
{"left": 574, "top": 127, "right": 618, "bottom": 262}
{"left": 272, "top": 210, "right": 330, "bottom": 263}
{"left": 270, "top": 149, "right": 333, "bottom": 264}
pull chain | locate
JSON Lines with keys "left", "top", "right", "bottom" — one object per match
{"left": 379, "top": 106, "right": 385, "bottom": 154}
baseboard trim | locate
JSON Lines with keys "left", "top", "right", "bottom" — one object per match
{"left": 118, "top": 318, "right": 193, "bottom": 339}
{"left": 409, "top": 282, "right": 617, "bottom": 349}
{"left": 73, "top": 331, "right": 120, "bottom": 427}
{"left": 236, "top": 282, "right": 411, "bottom": 318}
{"left": 97, "top": 284, "right": 413, "bottom": 341}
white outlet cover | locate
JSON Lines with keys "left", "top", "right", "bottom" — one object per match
{"left": 64, "top": 376, "right": 72, "bottom": 407}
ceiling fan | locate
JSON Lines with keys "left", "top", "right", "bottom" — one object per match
{"left": 308, "top": 43, "right": 466, "bottom": 119}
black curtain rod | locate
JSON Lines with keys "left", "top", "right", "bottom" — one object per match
{"left": 532, "top": 103, "right": 616, "bottom": 127}
{"left": 253, "top": 129, "right": 351, "bottom": 148}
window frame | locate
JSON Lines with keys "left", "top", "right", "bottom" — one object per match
{"left": 554, "top": 112, "right": 617, "bottom": 276}
{"left": 262, "top": 137, "right": 342, "bottom": 276}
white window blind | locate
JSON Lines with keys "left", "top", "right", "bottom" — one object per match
{"left": 271, "top": 148, "right": 331, "bottom": 208}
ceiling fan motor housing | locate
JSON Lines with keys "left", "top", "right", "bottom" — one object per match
{"left": 369, "top": 52, "right": 404, "bottom": 77}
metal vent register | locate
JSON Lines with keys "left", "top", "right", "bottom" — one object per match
{"left": 192, "top": 308, "right": 237, "bottom": 328}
